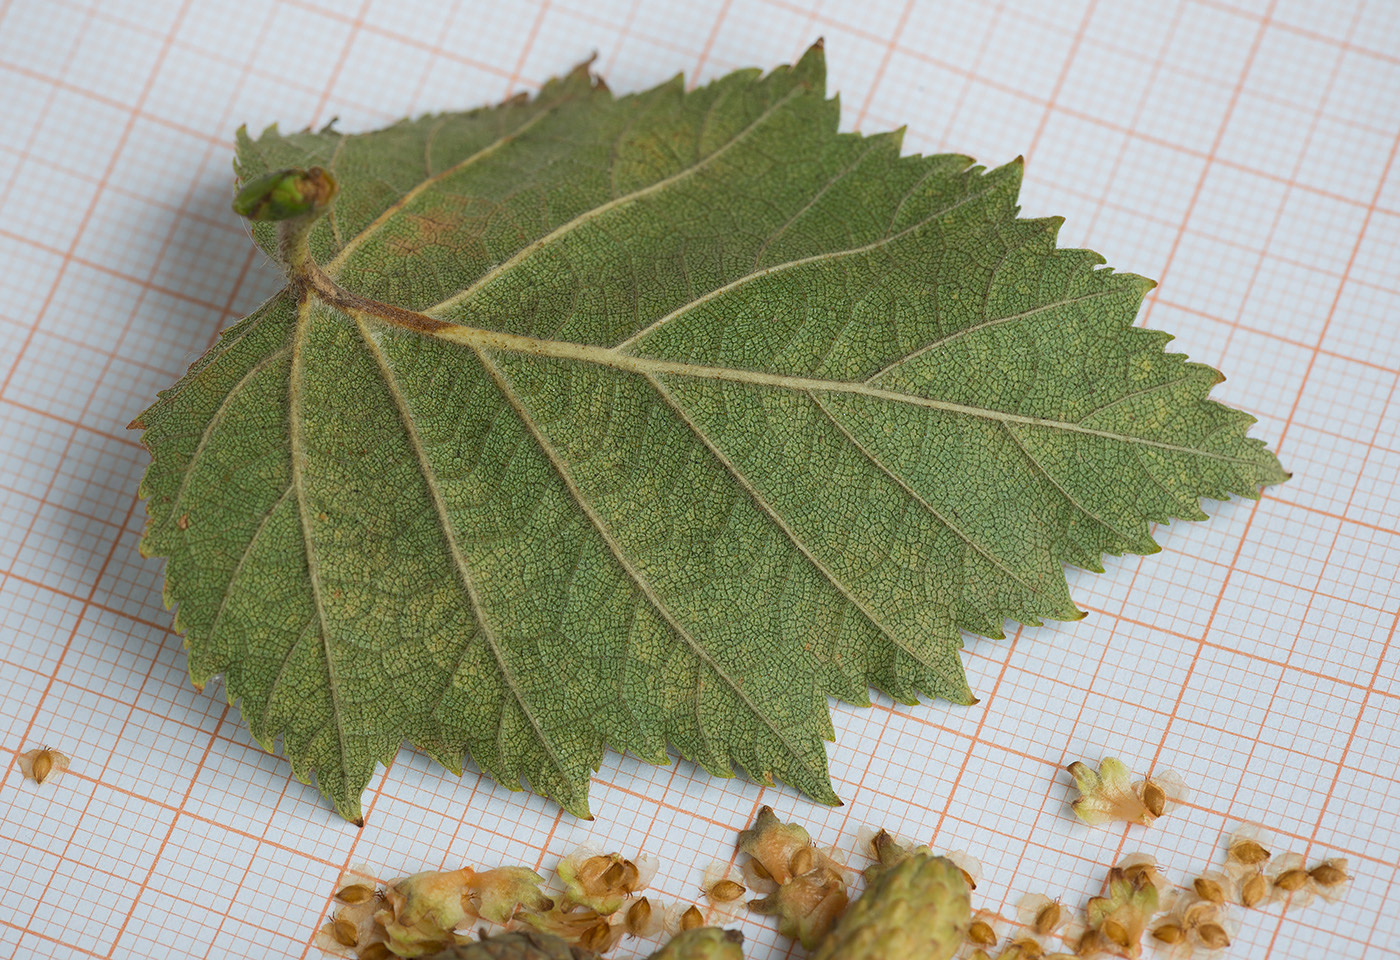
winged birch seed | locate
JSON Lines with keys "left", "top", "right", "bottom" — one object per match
{"left": 1152, "top": 921, "right": 1184, "bottom": 944}
{"left": 705, "top": 880, "right": 745, "bottom": 904}
{"left": 943, "top": 850, "right": 982, "bottom": 891}
{"left": 1100, "top": 918, "right": 1131, "bottom": 949}
{"left": 967, "top": 918, "right": 998, "bottom": 945}
{"left": 1141, "top": 780, "right": 1166, "bottom": 819}
{"left": 790, "top": 848, "right": 815, "bottom": 877}
{"left": 1309, "top": 860, "right": 1348, "bottom": 889}
{"left": 1230, "top": 840, "right": 1270, "bottom": 865}
{"left": 334, "top": 883, "right": 375, "bottom": 905}
{"left": 625, "top": 897, "right": 657, "bottom": 937}
{"left": 1239, "top": 871, "right": 1269, "bottom": 907}
{"left": 137, "top": 45, "right": 1289, "bottom": 822}
{"left": 1033, "top": 901, "right": 1063, "bottom": 936}
{"left": 18, "top": 748, "right": 69, "bottom": 785}
{"left": 678, "top": 906, "right": 703, "bottom": 931}
{"left": 1193, "top": 876, "right": 1225, "bottom": 903}
{"left": 1196, "top": 922, "right": 1231, "bottom": 949}
{"left": 1226, "top": 823, "right": 1272, "bottom": 865}
{"left": 1004, "top": 936, "right": 1044, "bottom": 959}
{"left": 1275, "top": 869, "right": 1309, "bottom": 892}
{"left": 576, "top": 919, "right": 616, "bottom": 953}
{"left": 330, "top": 916, "right": 358, "bottom": 947}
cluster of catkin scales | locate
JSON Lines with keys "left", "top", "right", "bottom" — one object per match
{"left": 308, "top": 795, "right": 1347, "bottom": 960}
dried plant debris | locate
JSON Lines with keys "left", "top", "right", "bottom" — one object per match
{"left": 810, "top": 845, "right": 970, "bottom": 960}
{"left": 648, "top": 927, "right": 744, "bottom": 960}
{"left": 1079, "top": 862, "right": 1161, "bottom": 957}
{"left": 1066, "top": 758, "right": 1186, "bottom": 828}
{"left": 738, "top": 806, "right": 849, "bottom": 948}
{"left": 313, "top": 810, "right": 1353, "bottom": 960}
{"left": 558, "top": 849, "right": 656, "bottom": 915}
{"left": 17, "top": 747, "right": 69, "bottom": 785}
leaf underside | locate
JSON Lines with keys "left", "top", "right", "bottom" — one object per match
{"left": 133, "top": 46, "right": 1287, "bottom": 821}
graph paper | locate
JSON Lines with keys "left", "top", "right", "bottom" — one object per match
{"left": 0, "top": 0, "right": 1396, "bottom": 957}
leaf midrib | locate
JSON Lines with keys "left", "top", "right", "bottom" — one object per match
{"left": 302, "top": 267, "right": 1260, "bottom": 467}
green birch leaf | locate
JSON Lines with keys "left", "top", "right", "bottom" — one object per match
{"left": 133, "top": 45, "right": 1287, "bottom": 822}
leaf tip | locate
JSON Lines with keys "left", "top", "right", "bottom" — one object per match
{"left": 354, "top": 817, "right": 365, "bottom": 829}
{"left": 795, "top": 37, "right": 827, "bottom": 84}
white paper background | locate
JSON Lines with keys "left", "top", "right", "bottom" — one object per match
{"left": 0, "top": 0, "right": 1397, "bottom": 957}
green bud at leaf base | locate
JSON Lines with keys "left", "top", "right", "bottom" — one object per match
{"left": 232, "top": 166, "right": 338, "bottom": 221}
